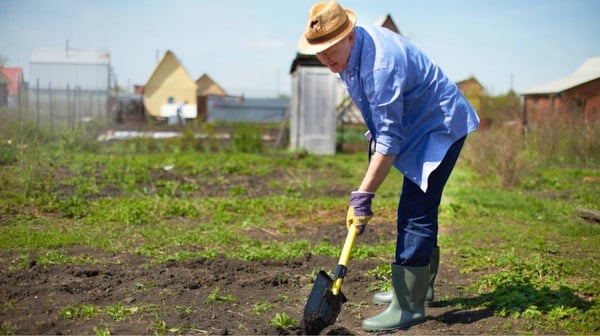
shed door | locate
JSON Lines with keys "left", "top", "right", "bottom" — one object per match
{"left": 297, "top": 67, "right": 338, "bottom": 155}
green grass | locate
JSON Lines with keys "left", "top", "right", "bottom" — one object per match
{"left": 0, "top": 130, "right": 598, "bottom": 334}
{"left": 436, "top": 164, "right": 600, "bottom": 334}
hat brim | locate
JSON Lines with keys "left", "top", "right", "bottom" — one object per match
{"left": 298, "top": 9, "right": 356, "bottom": 55}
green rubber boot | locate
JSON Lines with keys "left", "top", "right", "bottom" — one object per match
{"left": 425, "top": 246, "right": 440, "bottom": 305}
{"left": 362, "top": 264, "right": 429, "bottom": 331}
{"left": 373, "top": 247, "right": 440, "bottom": 306}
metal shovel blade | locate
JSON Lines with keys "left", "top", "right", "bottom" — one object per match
{"left": 303, "top": 270, "right": 347, "bottom": 335}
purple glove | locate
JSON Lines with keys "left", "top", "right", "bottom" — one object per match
{"left": 347, "top": 191, "right": 375, "bottom": 234}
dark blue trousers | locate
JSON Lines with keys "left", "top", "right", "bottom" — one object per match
{"left": 395, "top": 137, "right": 466, "bottom": 266}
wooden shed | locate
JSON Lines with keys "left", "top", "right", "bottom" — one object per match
{"left": 289, "top": 54, "right": 340, "bottom": 155}
{"left": 521, "top": 56, "right": 600, "bottom": 124}
{"left": 143, "top": 50, "right": 197, "bottom": 119}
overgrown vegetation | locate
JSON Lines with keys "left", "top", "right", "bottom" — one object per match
{"left": 0, "top": 108, "right": 598, "bottom": 334}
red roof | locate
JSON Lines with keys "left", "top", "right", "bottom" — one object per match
{"left": 0, "top": 67, "right": 24, "bottom": 95}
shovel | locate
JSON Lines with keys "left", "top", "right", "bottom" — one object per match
{"left": 303, "top": 224, "right": 359, "bottom": 334}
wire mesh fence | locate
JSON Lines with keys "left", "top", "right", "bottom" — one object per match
{"left": 1, "top": 79, "right": 113, "bottom": 143}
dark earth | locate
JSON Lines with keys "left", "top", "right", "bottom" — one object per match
{"left": 0, "top": 221, "right": 530, "bottom": 335}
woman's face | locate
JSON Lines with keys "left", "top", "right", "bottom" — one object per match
{"left": 316, "top": 31, "right": 354, "bottom": 73}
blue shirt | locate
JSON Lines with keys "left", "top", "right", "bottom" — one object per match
{"left": 340, "top": 26, "right": 479, "bottom": 192}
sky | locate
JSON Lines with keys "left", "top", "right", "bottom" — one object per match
{"left": 1, "top": 0, "right": 599, "bottom": 97}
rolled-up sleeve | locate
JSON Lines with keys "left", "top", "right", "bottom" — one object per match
{"left": 366, "top": 67, "right": 405, "bottom": 155}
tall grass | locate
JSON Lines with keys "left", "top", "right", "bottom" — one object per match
{"left": 463, "top": 112, "right": 599, "bottom": 187}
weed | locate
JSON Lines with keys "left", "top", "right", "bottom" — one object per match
{"left": 2, "top": 300, "right": 16, "bottom": 311}
{"left": 348, "top": 301, "right": 368, "bottom": 310}
{"left": 278, "top": 294, "right": 291, "bottom": 302}
{"left": 37, "top": 251, "right": 95, "bottom": 267}
{"left": 93, "top": 324, "right": 111, "bottom": 336}
{"left": 8, "top": 254, "right": 30, "bottom": 270}
{"left": 148, "top": 319, "right": 168, "bottom": 334}
{"left": 106, "top": 303, "right": 131, "bottom": 322}
{"left": 232, "top": 124, "right": 263, "bottom": 153}
{"left": 269, "top": 312, "right": 297, "bottom": 328}
{"left": 0, "top": 140, "right": 17, "bottom": 165}
{"left": 206, "top": 287, "right": 237, "bottom": 303}
{"left": 0, "top": 322, "right": 20, "bottom": 335}
{"left": 174, "top": 305, "right": 194, "bottom": 315}
{"left": 365, "top": 263, "right": 392, "bottom": 293}
{"left": 252, "top": 301, "right": 275, "bottom": 316}
{"left": 58, "top": 304, "right": 100, "bottom": 319}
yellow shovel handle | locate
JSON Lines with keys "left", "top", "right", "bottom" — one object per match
{"left": 331, "top": 225, "right": 358, "bottom": 295}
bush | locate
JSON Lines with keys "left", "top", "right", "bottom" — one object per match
{"left": 0, "top": 140, "right": 17, "bottom": 165}
{"left": 232, "top": 124, "right": 263, "bottom": 153}
{"left": 463, "top": 107, "right": 598, "bottom": 188}
{"left": 463, "top": 125, "right": 529, "bottom": 187}
{"left": 527, "top": 113, "right": 599, "bottom": 165}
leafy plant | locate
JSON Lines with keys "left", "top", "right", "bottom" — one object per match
{"left": 58, "top": 304, "right": 100, "bottom": 319}
{"left": 93, "top": 324, "right": 111, "bottom": 336}
{"left": 269, "top": 312, "right": 297, "bottom": 328}
{"left": 206, "top": 287, "right": 236, "bottom": 303}
{"left": 252, "top": 301, "right": 275, "bottom": 316}
{"left": 106, "top": 303, "right": 131, "bottom": 322}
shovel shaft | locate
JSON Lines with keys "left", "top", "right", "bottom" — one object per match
{"left": 331, "top": 225, "right": 358, "bottom": 295}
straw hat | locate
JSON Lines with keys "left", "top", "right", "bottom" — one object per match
{"left": 298, "top": 1, "right": 356, "bottom": 54}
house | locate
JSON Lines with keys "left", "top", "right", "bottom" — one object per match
{"left": 456, "top": 76, "right": 485, "bottom": 113}
{"left": 521, "top": 56, "right": 600, "bottom": 124}
{"left": 196, "top": 73, "right": 227, "bottom": 122}
{"left": 374, "top": 14, "right": 401, "bottom": 34}
{"left": 204, "top": 96, "right": 289, "bottom": 123}
{"left": 143, "top": 50, "right": 197, "bottom": 120}
{"left": 196, "top": 74, "right": 226, "bottom": 97}
{"left": 0, "top": 67, "right": 25, "bottom": 107}
{"left": 28, "top": 47, "right": 111, "bottom": 126}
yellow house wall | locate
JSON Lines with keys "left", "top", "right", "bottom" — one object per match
{"left": 457, "top": 80, "right": 484, "bottom": 112}
{"left": 144, "top": 53, "right": 197, "bottom": 117}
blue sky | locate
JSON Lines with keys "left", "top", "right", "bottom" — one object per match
{"left": 1, "top": 0, "right": 599, "bottom": 97}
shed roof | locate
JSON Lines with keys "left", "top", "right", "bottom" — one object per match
{"left": 30, "top": 48, "right": 110, "bottom": 65}
{"left": 374, "top": 14, "right": 401, "bottom": 34}
{"left": 521, "top": 56, "right": 600, "bottom": 95}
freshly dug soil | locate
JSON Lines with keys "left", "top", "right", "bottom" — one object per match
{"left": 0, "top": 222, "right": 514, "bottom": 335}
